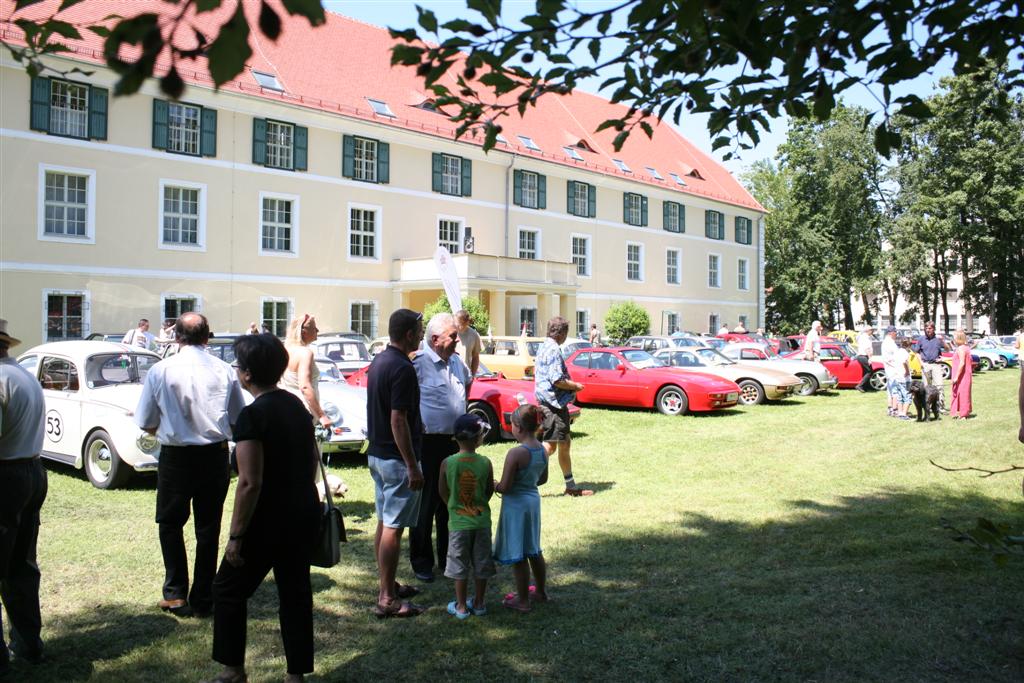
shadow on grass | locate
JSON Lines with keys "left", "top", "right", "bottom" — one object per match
{"left": 541, "top": 480, "right": 616, "bottom": 497}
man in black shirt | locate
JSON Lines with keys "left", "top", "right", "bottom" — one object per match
{"left": 366, "top": 309, "right": 425, "bottom": 618}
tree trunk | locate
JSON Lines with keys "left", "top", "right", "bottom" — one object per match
{"left": 861, "top": 291, "right": 873, "bottom": 325}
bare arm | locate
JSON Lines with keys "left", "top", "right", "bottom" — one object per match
{"left": 536, "top": 448, "right": 549, "bottom": 486}
{"left": 390, "top": 408, "right": 423, "bottom": 490}
{"left": 554, "top": 378, "right": 584, "bottom": 391}
{"left": 296, "top": 347, "right": 329, "bottom": 426}
{"left": 484, "top": 460, "right": 495, "bottom": 500}
{"left": 469, "top": 345, "right": 480, "bottom": 377}
{"left": 438, "top": 460, "right": 449, "bottom": 501}
{"left": 495, "top": 446, "right": 526, "bottom": 494}
{"left": 225, "top": 439, "right": 264, "bottom": 567}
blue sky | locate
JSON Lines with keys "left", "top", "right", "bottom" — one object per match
{"left": 322, "top": 0, "right": 962, "bottom": 177}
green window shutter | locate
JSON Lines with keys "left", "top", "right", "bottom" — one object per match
{"left": 460, "top": 157, "right": 472, "bottom": 196}
{"left": 30, "top": 76, "right": 50, "bottom": 132}
{"left": 252, "top": 118, "right": 267, "bottom": 165}
{"left": 200, "top": 107, "right": 217, "bottom": 156}
{"left": 566, "top": 180, "right": 575, "bottom": 215}
{"left": 88, "top": 86, "right": 108, "bottom": 140}
{"left": 293, "top": 125, "right": 308, "bottom": 171}
{"left": 641, "top": 195, "right": 648, "bottom": 226}
{"left": 623, "top": 192, "right": 630, "bottom": 224}
{"left": 431, "top": 152, "right": 443, "bottom": 192}
{"left": 537, "top": 173, "right": 547, "bottom": 209}
{"left": 377, "top": 141, "right": 389, "bottom": 183}
{"left": 587, "top": 183, "right": 596, "bottom": 217}
{"left": 663, "top": 200, "right": 671, "bottom": 232}
{"left": 342, "top": 135, "right": 355, "bottom": 178}
{"left": 679, "top": 204, "right": 686, "bottom": 233}
{"left": 513, "top": 169, "right": 523, "bottom": 206}
{"left": 719, "top": 211, "right": 726, "bottom": 239}
{"left": 735, "top": 216, "right": 741, "bottom": 242}
{"left": 152, "top": 99, "right": 168, "bottom": 150}
{"left": 705, "top": 210, "right": 713, "bottom": 238}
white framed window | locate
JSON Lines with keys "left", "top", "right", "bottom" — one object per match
{"left": 613, "top": 158, "right": 632, "bottom": 173}
{"left": 564, "top": 146, "right": 584, "bottom": 161}
{"left": 437, "top": 215, "right": 464, "bottom": 254}
{"left": 50, "top": 79, "right": 89, "bottom": 138}
{"left": 738, "top": 258, "right": 749, "bottom": 290}
{"left": 738, "top": 314, "right": 749, "bottom": 330}
{"left": 367, "top": 98, "right": 395, "bottom": 117}
{"left": 572, "top": 181, "right": 590, "bottom": 217}
{"left": 353, "top": 137, "right": 378, "bottom": 182}
{"left": 664, "top": 201, "right": 684, "bottom": 233}
{"left": 666, "top": 311, "right": 679, "bottom": 334}
{"left": 348, "top": 202, "right": 382, "bottom": 261}
{"left": 258, "top": 192, "right": 300, "bottom": 257}
{"left": 517, "top": 227, "right": 541, "bottom": 260}
{"left": 38, "top": 164, "right": 96, "bottom": 244}
{"left": 708, "top": 253, "right": 721, "bottom": 288}
{"left": 167, "top": 102, "right": 201, "bottom": 155}
{"left": 521, "top": 171, "right": 539, "bottom": 208}
{"left": 626, "top": 242, "right": 644, "bottom": 282}
{"left": 575, "top": 309, "right": 590, "bottom": 338}
{"left": 625, "top": 192, "right": 644, "bottom": 226}
{"left": 708, "top": 313, "right": 720, "bottom": 335}
{"left": 517, "top": 135, "right": 541, "bottom": 151}
{"left": 645, "top": 166, "right": 664, "bottom": 180}
{"left": 161, "top": 293, "right": 201, "bottom": 321}
{"left": 260, "top": 297, "right": 293, "bottom": 337}
{"left": 265, "top": 120, "right": 294, "bottom": 170}
{"left": 666, "top": 248, "right": 681, "bottom": 285}
{"left": 519, "top": 307, "right": 537, "bottom": 336}
{"left": 705, "top": 210, "right": 725, "bottom": 240}
{"left": 735, "top": 216, "right": 753, "bottom": 245}
{"left": 43, "top": 289, "right": 89, "bottom": 341}
{"left": 158, "top": 179, "right": 206, "bottom": 251}
{"left": 349, "top": 301, "right": 378, "bottom": 338}
{"left": 571, "top": 234, "right": 591, "bottom": 277}
{"left": 442, "top": 154, "right": 462, "bottom": 195}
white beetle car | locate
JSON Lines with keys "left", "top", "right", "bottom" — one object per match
{"left": 17, "top": 341, "right": 162, "bottom": 489}
{"left": 312, "top": 358, "right": 368, "bottom": 454}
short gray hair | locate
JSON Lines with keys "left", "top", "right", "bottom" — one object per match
{"left": 426, "top": 312, "right": 455, "bottom": 341}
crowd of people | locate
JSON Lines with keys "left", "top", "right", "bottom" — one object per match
{"left": 3, "top": 307, "right": 1022, "bottom": 680}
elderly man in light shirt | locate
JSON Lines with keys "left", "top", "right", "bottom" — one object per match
{"left": 135, "top": 312, "right": 246, "bottom": 618}
{"left": 409, "top": 312, "right": 472, "bottom": 582}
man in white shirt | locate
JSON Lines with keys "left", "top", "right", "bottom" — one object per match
{"left": 123, "top": 318, "right": 154, "bottom": 350}
{"left": 0, "top": 319, "right": 47, "bottom": 672}
{"left": 855, "top": 324, "right": 875, "bottom": 392}
{"left": 410, "top": 313, "right": 471, "bottom": 582}
{"left": 804, "top": 320, "right": 822, "bottom": 361}
{"left": 135, "top": 312, "right": 245, "bottom": 618}
{"left": 881, "top": 326, "right": 910, "bottom": 418}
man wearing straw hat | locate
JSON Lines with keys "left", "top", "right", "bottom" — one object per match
{"left": 0, "top": 319, "right": 48, "bottom": 674}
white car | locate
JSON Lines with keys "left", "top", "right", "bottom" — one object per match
{"left": 312, "top": 358, "right": 368, "bottom": 454}
{"left": 308, "top": 336, "right": 372, "bottom": 376}
{"left": 17, "top": 341, "right": 162, "bottom": 489}
{"left": 719, "top": 342, "right": 839, "bottom": 396}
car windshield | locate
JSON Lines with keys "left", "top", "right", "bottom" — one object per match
{"left": 693, "top": 347, "right": 735, "bottom": 366}
{"left": 475, "top": 362, "right": 500, "bottom": 378}
{"left": 834, "top": 343, "right": 855, "bottom": 357}
{"left": 758, "top": 345, "right": 782, "bottom": 359}
{"left": 621, "top": 349, "right": 665, "bottom": 368}
{"left": 671, "top": 337, "right": 702, "bottom": 347}
{"left": 525, "top": 341, "right": 543, "bottom": 356}
{"left": 315, "top": 359, "right": 343, "bottom": 382}
{"left": 86, "top": 353, "right": 159, "bottom": 388}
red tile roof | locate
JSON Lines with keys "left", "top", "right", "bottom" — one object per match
{"left": 2, "top": 0, "right": 763, "bottom": 211}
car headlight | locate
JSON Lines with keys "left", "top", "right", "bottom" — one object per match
{"left": 137, "top": 432, "right": 160, "bottom": 454}
{"left": 322, "top": 402, "right": 343, "bottom": 426}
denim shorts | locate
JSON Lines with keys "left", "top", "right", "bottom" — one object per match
{"left": 367, "top": 455, "right": 422, "bottom": 529}
{"left": 887, "top": 378, "right": 910, "bottom": 404}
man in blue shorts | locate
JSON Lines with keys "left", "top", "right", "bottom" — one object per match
{"left": 366, "top": 309, "right": 425, "bottom": 618}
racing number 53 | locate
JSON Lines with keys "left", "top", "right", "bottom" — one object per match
{"left": 45, "top": 409, "right": 63, "bottom": 442}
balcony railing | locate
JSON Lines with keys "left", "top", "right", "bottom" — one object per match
{"left": 393, "top": 253, "right": 578, "bottom": 289}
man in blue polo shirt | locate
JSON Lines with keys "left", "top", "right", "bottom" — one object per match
{"left": 366, "top": 309, "right": 425, "bottom": 618}
{"left": 913, "top": 321, "right": 946, "bottom": 412}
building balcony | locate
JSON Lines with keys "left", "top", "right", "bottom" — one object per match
{"left": 392, "top": 253, "right": 579, "bottom": 293}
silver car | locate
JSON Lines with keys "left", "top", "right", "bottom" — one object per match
{"left": 720, "top": 342, "right": 838, "bottom": 396}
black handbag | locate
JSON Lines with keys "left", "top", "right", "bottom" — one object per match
{"left": 310, "top": 458, "right": 347, "bottom": 568}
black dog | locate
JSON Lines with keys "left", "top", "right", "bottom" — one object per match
{"left": 909, "top": 380, "right": 941, "bottom": 421}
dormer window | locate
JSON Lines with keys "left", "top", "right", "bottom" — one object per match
{"left": 518, "top": 135, "right": 541, "bottom": 151}
{"left": 367, "top": 98, "right": 396, "bottom": 117}
{"left": 563, "top": 146, "right": 583, "bottom": 161}
{"left": 669, "top": 172, "right": 687, "bottom": 186}
{"left": 252, "top": 70, "right": 284, "bottom": 91}
{"left": 575, "top": 139, "right": 596, "bottom": 152}
{"left": 687, "top": 168, "right": 704, "bottom": 180}
{"left": 645, "top": 166, "right": 664, "bottom": 180}
{"left": 613, "top": 158, "right": 632, "bottom": 173}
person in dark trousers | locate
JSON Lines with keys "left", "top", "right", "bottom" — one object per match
{"left": 913, "top": 321, "right": 946, "bottom": 412}
{"left": 135, "top": 312, "right": 246, "bottom": 617}
{"left": 410, "top": 313, "right": 471, "bottom": 582}
{"left": 855, "top": 324, "right": 875, "bottom": 392}
{"left": 0, "top": 319, "right": 47, "bottom": 676}
{"left": 366, "top": 309, "right": 426, "bottom": 617}
{"left": 204, "top": 334, "right": 320, "bottom": 683}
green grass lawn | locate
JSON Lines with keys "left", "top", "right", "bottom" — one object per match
{"left": 13, "top": 370, "right": 1024, "bottom": 682}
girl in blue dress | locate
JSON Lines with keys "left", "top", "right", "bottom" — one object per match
{"left": 493, "top": 405, "right": 549, "bottom": 612}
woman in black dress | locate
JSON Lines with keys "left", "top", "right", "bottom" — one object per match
{"left": 204, "top": 334, "right": 320, "bottom": 683}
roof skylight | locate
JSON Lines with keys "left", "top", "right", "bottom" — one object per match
{"left": 252, "top": 70, "right": 284, "bottom": 91}
{"left": 669, "top": 172, "right": 687, "bottom": 186}
{"left": 367, "top": 98, "right": 396, "bottom": 117}
{"left": 613, "top": 158, "right": 632, "bottom": 173}
{"left": 563, "top": 146, "right": 584, "bottom": 161}
{"left": 518, "top": 135, "right": 541, "bottom": 151}
{"left": 645, "top": 166, "right": 664, "bottom": 180}
{"left": 495, "top": 133, "right": 509, "bottom": 144}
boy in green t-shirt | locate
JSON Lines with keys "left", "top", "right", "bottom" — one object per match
{"left": 439, "top": 413, "right": 495, "bottom": 619}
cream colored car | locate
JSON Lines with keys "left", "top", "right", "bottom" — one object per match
{"left": 653, "top": 346, "right": 802, "bottom": 405}
{"left": 478, "top": 336, "right": 547, "bottom": 379}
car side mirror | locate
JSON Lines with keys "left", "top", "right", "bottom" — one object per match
{"left": 618, "top": 365, "right": 626, "bottom": 373}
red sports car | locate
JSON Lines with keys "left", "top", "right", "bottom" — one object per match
{"left": 345, "top": 361, "right": 580, "bottom": 441}
{"left": 784, "top": 341, "right": 885, "bottom": 389}
{"left": 563, "top": 347, "right": 741, "bottom": 415}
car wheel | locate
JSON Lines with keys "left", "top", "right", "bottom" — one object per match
{"left": 467, "top": 401, "right": 500, "bottom": 442}
{"left": 940, "top": 363, "right": 951, "bottom": 380}
{"left": 995, "top": 357, "right": 1007, "bottom": 369}
{"left": 84, "top": 430, "right": 132, "bottom": 489}
{"left": 737, "top": 379, "right": 765, "bottom": 405}
{"left": 795, "top": 374, "right": 819, "bottom": 396}
{"left": 655, "top": 385, "right": 688, "bottom": 416}
{"left": 979, "top": 357, "right": 991, "bottom": 371}
{"left": 867, "top": 369, "right": 886, "bottom": 391}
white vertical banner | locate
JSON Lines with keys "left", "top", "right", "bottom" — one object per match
{"left": 433, "top": 246, "right": 462, "bottom": 313}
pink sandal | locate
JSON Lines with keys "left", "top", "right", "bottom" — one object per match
{"left": 502, "top": 595, "right": 531, "bottom": 613}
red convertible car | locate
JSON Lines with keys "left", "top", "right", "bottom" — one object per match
{"left": 564, "top": 347, "right": 741, "bottom": 415}
{"left": 345, "top": 361, "right": 580, "bottom": 441}
{"left": 784, "top": 341, "right": 885, "bottom": 390}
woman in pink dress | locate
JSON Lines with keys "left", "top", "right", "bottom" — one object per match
{"left": 950, "top": 329, "right": 973, "bottom": 419}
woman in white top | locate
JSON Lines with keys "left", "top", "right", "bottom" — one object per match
{"left": 280, "top": 314, "right": 331, "bottom": 429}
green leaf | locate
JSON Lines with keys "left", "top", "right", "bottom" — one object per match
{"left": 58, "top": 0, "right": 88, "bottom": 10}
{"left": 416, "top": 6, "right": 438, "bottom": 34}
{"left": 258, "top": 1, "right": 282, "bottom": 40}
{"left": 597, "top": 11, "right": 612, "bottom": 35}
{"left": 466, "top": 0, "right": 501, "bottom": 26}
{"left": 281, "top": 0, "right": 326, "bottom": 26}
{"left": 87, "top": 25, "right": 111, "bottom": 38}
{"left": 207, "top": 2, "right": 252, "bottom": 87}
{"left": 588, "top": 39, "right": 601, "bottom": 61}
{"left": 14, "top": 0, "right": 46, "bottom": 10}
{"left": 47, "top": 20, "right": 82, "bottom": 40}
{"left": 195, "top": 0, "right": 222, "bottom": 12}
